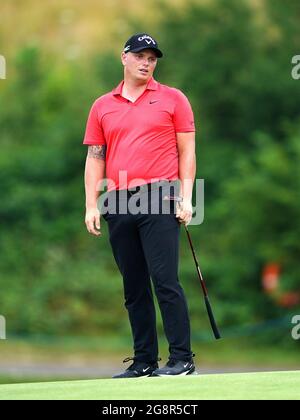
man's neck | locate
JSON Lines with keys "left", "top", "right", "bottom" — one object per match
{"left": 122, "top": 76, "right": 150, "bottom": 102}
{"left": 124, "top": 75, "right": 150, "bottom": 89}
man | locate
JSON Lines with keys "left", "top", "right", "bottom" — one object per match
{"left": 83, "top": 33, "right": 196, "bottom": 377}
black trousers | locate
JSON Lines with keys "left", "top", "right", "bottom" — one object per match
{"left": 101, "top": 181, "right": 192, "bottom": 363}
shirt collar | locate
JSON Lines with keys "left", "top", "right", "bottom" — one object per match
{"left": 112, "top": 77, "right": 158, "bottom": 96}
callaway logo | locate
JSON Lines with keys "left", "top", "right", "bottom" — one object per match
{"left": 138, "top": 35, "right": 156, "bottom": 45}
{"left": 149, "top": 100, "right": 159, "bottom": 104}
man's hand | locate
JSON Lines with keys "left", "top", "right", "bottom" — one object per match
{"left": 85, "top": 208, "right": 101, "bottom": 236}
{"left": 176, "top": 199, "right": 193, "bottom": 225}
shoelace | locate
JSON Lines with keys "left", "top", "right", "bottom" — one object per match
{"left": 123, "top": 356, "right": 161, "bottom": 371}
{"left": 123, "top": 357, "right": 135, "bottom": 364}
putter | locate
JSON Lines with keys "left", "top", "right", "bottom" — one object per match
{"left": 184, "top": 224, "right": 221, "bottom": 340}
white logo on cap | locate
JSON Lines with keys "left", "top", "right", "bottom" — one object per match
{"left": 138, "top": 35, "right": 156, "bottom": 45}
{"left": 124, "top": 45, "right": 130, "bottom": 52}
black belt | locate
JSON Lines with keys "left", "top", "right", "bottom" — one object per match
{"left": 125, "top": 179, "right": 174, "bottom": 196}
{"left": 100, "top": 179, "right": 182, "bottom": 212}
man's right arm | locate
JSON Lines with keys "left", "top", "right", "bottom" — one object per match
{"left": 84, "top": 145, "right": 106, "bottom": 236}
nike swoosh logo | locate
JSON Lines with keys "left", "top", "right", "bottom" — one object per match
{"left": 149, "top": 100, "right": 158, "bottom": 104}
{"left": 143, "top": 367, "right": 150, "bottom": 372}
{"left": 184, "top": 363, "right": 189, "bottom": 368}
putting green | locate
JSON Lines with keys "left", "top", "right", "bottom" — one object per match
{"left": 0, "top": 371, "right": 299, "bottom": 400}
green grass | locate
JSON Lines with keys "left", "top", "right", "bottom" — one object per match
{"left": 0, "top": 371, "right": 299, "bottom": 400}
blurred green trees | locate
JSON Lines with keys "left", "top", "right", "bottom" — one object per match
{"left": 0, "top": 0, "right": 299, "bottom": 339}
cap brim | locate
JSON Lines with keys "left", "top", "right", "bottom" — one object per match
{"left": 129, "top": 46, "right": 163, "bottom": 58}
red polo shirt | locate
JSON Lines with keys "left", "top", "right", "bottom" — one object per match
{"left": 83, "top": 77, "right": 195, "bottom": 192}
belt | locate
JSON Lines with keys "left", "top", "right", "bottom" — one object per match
{"left": 101, "top": 179, "right": 181, "bottom": 206}
{"left": 126, "top": 179, "right": 173, "bottom": 196}
{"left": 99, "top": 179, "right": 182, "bottom": 213}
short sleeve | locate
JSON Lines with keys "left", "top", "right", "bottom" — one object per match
{"left": 173, "top": 89, "right": 195, "bottom": 133}
{"left": 83, "top": 100, "right": 106, "bottom": 145}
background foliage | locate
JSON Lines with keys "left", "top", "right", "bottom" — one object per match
{"left": 0, "top": 0, "right": 299, "bottom": 346}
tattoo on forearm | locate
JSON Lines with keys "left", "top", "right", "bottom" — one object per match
{"left": 88, "top": 145, "right": 106, "bottom": 160}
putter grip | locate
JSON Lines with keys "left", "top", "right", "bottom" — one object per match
{"left": 204, "top": 296, "right": 221, "bottom": 340}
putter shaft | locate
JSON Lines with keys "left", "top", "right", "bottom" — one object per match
{"left": 184, "top": 225, "right": 221, "bottom": 340}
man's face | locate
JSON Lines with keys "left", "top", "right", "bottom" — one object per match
{"left": 121, "top": 49, "right": 158, "bottom": 81}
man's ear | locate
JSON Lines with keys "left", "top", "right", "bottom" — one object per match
{"left": 121, "top": 52, "right": 127, "bottom": 65}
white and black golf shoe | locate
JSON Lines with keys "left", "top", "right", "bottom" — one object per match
{"left": 151, "top": 358, "right": 195, "bottom": 377}
{"left": 112, "top": 357, "right": 159, "bottom": 379}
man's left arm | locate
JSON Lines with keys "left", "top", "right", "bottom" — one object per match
{"left": 176, "top": 131, "right": 196, "bottom": 225}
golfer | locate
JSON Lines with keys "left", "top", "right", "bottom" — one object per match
{"left": 83, "top": 33, "right": 196, "bottom": 377}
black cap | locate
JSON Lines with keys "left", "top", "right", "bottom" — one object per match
{"left": 123, "top": 33, "right": 163, "bottom": 58}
